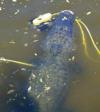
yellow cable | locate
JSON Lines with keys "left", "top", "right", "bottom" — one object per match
{"left": 0, "top": 57, "right": 33, "bottom": 67}
{"left": 52, "top": 12, "right": 59, "bottom": 16}
{"left": 0, "top": 18, "right": 99, "bottom": 66}
{"left": 78, "top": 19, "right": 100, "bottom": 55}
{"left": 75, "top": 19, "right": 89, "bottom": 58}
{"left": 75, "top": 19, "right": 100, "bottom": 63}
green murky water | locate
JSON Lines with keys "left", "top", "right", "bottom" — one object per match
{"left": 0, "top": 0, "right": 100, "bottom": 112}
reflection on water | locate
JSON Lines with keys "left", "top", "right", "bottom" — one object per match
{"left": 0, "top": 0, "right": 100, "bottom": 112}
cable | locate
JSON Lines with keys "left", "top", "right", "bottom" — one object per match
{"left": 0, "top": 57, "right": 33, "bottom": 67}
{"left": 77, "top": 19, "right": 100, "bottom": 55}
{"left": 75, "top": 18, "right": 100, "bottom": 63}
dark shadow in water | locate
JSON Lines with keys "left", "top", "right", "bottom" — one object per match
{"left": 6, "top": 91, "right": 39, "bottom": 112}
{"left": 0, "top": 64, "right": 39, "bottom": 112}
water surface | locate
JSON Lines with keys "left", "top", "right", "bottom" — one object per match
{"left": 0, "top": 0, "right": 100, "bottom": 112}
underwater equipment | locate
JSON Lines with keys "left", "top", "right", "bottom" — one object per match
{"left": 75, "top": 18, "right": 100, "bottom": 62}
{"left": 30, "top": 11, "right": 100, "bottom": 61}
{"left": 0, "top": 10, "right": 100, "bottom": 67}
{"left": 32, "top": 13, "right": 52, "bottom": 26}
{"left": 29, "top": 10, "right": 76, "bottom": 112}
{"left": 0, "top": 57, "right": 33, "bottom": 67}
{"left": 29, "top": 12, "right": 59, "bottom": 31}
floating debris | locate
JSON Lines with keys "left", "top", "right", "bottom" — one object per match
{"left": 0, "top": 7, "right": 2, "bottom": 11}
{"left": 33, "top": 39, "right": 39, "bottom": 43}
{"left": 9, "top": 84, "right": 14, "bottom": 87}
{"left": 15, "top": 29, "right": 20, "bottom": 32}
{"left": 24, "top": 32, "right": 28, "bottom": 35}
{"left": 8, "top": 40, "right": 16, "bottom": 44}
{"left": 12, "top": 69, "right": 19, "bottom": 74}
{"left": 63, "top": 82, "right": 66, "bottom": 86}
{"left": 43, "top": 1, "right": 47, "bottom": 4}
{"left": 36, "top": 28, "right": 41, "bottom": 32}
{"left": 33, "top": 34, "right": 37, "bottom": 38}
{"left": 37, "top": 94, "right": 41, "bottom": 99}
{"left": 6, "top": 98, "right": 12, "bottom": 104}
{"left": 44, "top": 86, "right": 51, "bottom": 92}
{"left": 94, "top": 71, "right": 97, "bottom": 75}
{"left": 14, "top": 9, "right": 20, "bottom": 15}
{"left": 1, "top": 1, "right": 4, "bottom": 5}
{"left": 39, "top": 78, "right": 43, "bottom": 83}
{"left": 66, "top": 0, "right": 70, "bottom": 3}
{"left": 21, "top": 68, "right": 26, "bottom": 71}
{"left": 6, "top": 98, "right": 16, "bottom": 104}
{"left": 12, "top": 0, "right": 17, "bottom": 2}
{"left": 24, "top": 43, "right": 28, "bottom": 47}
{"left": 34, "top": 53, "right": 38, "bottom": 56}
{"left": 31, "top": 73, "right": 36, "bottom": 79}
{"left": 19, "top": 2, "right": 22, "bottom": 5}
{"left": 28, "top": 86, "right": 31, "bottom": 92}
{"left": 7, "top": 89, "right": 15, "bottom": 94}
{"left": 23, "top": 96, "right": 26, "bottom": 99}
{"left": 50, "top": 0, "right": 54, "bottom": 3}
{"left": 96, "top": 41, "right": 99, "bottom": 45}
{"left": 26, "top": 0, "right": 30, "bottom": 2}
{"left": 68, "top": 56, "right": 75, "bottom": 61}
{"left": 24, "top": 5, "right": 27, "bottom": 8}
{"left": 86, "top": 11, "right": 92, "bottom": 15}
{"left": 72, "top": 56, "right": 75, "bottom": 61}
